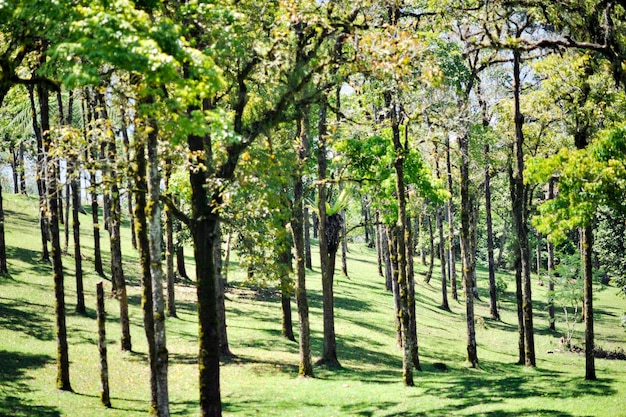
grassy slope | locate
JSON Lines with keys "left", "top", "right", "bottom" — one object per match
{"left": 0, "top": 193, "right": 625, "bottom": 417}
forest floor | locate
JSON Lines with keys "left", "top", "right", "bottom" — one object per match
{"left": 0, "top": 193, "right": 625, "bottom": 417}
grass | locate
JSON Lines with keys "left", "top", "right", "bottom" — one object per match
{"left": 0, "top": 193, "right": 625, "bottom": 416}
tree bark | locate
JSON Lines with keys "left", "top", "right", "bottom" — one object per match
{"left": 459, "top": 129, "right": 478, "bottom": 368}
{"left": 96, "top": 281, "right": 111, "bottom": 408}
{"left": 279, "top": 242, "right": 295, "bottom": 342}
{"left": 39, "top": 82, "right": 72, "bottom": 390}
{"left": 292, "top": 110, "right": 313, "bottom": 377}
{"left": 147, "top": 115, "right": 171, "bottom": 415}
{"left": 133, "top": 138, "right": 159, "bottom": 414}
{"left": 446, "top": 135, "right": 458, "bottom": 301}
{"left": 304, "top": 206, "right": 312, "bottom": 270}
{"left": 0, "top": 184, "right": 7, "bottom": 275}
{"left": 485, "top": 144, "right": 499, "bottom": 321}
{"left": 316, "top": 100, "right": 341, "bottom": 368}
{"left": 382, "top": 222, "right": 393, "bottom": 292}
{"left": 425, "top": 215, "right": 435, "bottom": 283}
{"left": 164, "top": 159, "right": 177, "bottom": 318}
{"left": 214, "top": 226, "right": 232, "bottom": 359}
{"left": 71, "top": 175, "right": 86, "bottom": 315}
{"left": 97, "top": 90, "right": 132, "bottom": 352}
{"left": 82, "top": 89, "right": 104, "bottom": 277}
{"left": 375, "top": 211, "right": 384, "bottom": 277}
{"left": 512, "top": 49, "right": 535, "bottom": 367}
{"left": 437, "top": 208, "right": 449, "bottom": 311}
{"left": 187, "top": 126, "right": 221, "bottom": 416}
{"left": 547, "top": 179, "right": 556, "bottom": 331}
{"left": 388, "top": 226, "right": 402, "bottom": 348}
{"left": 387, "top": 90, "right": 416, "bottom": 385}
{"left": 19, "top": 141, "right": 26, "bottom": 195}
{"left": 582, "top": 225, "right": 596, "bottom": 380}
{"left": 29, "top": 84, "right": 50, "bottom": 262}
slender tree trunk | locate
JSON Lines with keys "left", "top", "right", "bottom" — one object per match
{"left": 72, "top": 175, "right": 86, "bottom": 315}
{"left": 459, "top": 131, "right": 478, "bottom": 368}
{"left": 437, "top": 208, "right": 449, "bottom": 311}
{"left": 382, "top": 224, "right": 393, "bottom": 291}
{"left": 279, "top": 243, "right": 295, "bottom": 342}
{"left": 39, "top": 82, "right": 72, "bottom": 391}
{"left": 512, "top": 49, "right": 535, "bottom": 367}
{"left": 582, "top": 225, "right": 596, "bottom": 380}
{"left": 83, "top": 89, "right": 104, "bottom": 277}
{"left": 96, "top": 281, "right": 111, "bottom": 408}
{"left": 0, "top": 184, "right": 7, "bottom": 274}
{"left": 304, "top": 206, "right": 312, "bottom": 270}
{"left": 419, "top": 214, "right": 426, "bottom": 265}
{"left": 10, "top": 146, "right": 18, "bottom": 194}
{"left": 133, "top": 138, "right": 159, "bottom": 414}
{"left": 213, "top": 225, "right": 232, "bottom": 359}
{"left": 485, "top": 144, "right": 499, "bottom": 321}
{"left": 341, "top": 209, "right": 348, "bottom": 277}
{"left": 120, "top": 103, "right": 137, "bottom": 250}
{"left": 425, "top": 215, "right": 435, "bottom": 283}
{"left": 164, "top": 161, "right": 177, "bottom": 318}
{"left": 64, "top": 181, "right": 70, "bottom": 252}
{"left": 316, "top": 100, "right": 341, "bottom": 368}
{"left": 406, "top": 217, "right": 419, "bottom": 369}
{"left": 386, "top": 89, "right": 416, "bottom": 384}
{"left": 147, "top": 116, "right": 171, "bottom": 415}
{"left": 375, "top": 211, "right": 384, "bottom": 277}
{"left": 547, "top": 179, "right": 556, "bottom": 331}
{"left": 29, "top": 84, "right": 50, "bottom": 262}
{"left": 19, "top": 141, "right": 26, "bottom": 195}
{"left": 97, "top": 91, "right": 131, "bottom": 352}
{"left": 293, "top": 110, "right": 313, "bottom": 377}
{"left": 510, "top": 163, "right": 526, "bottom": 365}
{"left": 388, "top": 226, "right": 402, "bottom": 348}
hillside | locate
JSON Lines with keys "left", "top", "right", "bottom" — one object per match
{"left": 0, "top": 193, "right": 625, "bottom": 417}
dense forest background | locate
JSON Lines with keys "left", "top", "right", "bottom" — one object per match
{"left": 1, "top": 1, "right": 626, "bottom": 416}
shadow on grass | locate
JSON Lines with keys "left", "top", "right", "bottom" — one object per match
{"left": 4, "top": 246, "right": 51, "bottom": 276}
{"left": 0, "top": 350, "right": 60, "bottom": 417}
{"left": 0, "top": 297, "right": 54, "bottom": 341}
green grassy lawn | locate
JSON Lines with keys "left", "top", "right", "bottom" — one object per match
{"left": 0, "top": 193, "right": 625, "bottom": 416}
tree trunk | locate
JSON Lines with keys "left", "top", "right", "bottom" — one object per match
{"left": 316, "top": 100, "right": 341, "bottom": 368}
{"left": 304, "top": 206, "right": 312, "bottom": 270}
{"left": 375, "top": 211, "right": 384, "bottom": 277}
{"left": 83, "top": 89, "right": 103, "bottom": 277}
{"left": 164, "top": 161, "right": 177, "bottom": 318}
{"left": 96, "top": 281, "right": 111, "bottom": 408}
{"left": 133, "top": 138, "right": 158, "bottom": 413}
{"left": 0, "top": 184, "right": 7, "bottom": 274}
{"left": 71, "top": 175, "right": 86, "bottom": 315}
{"left": 547, "top": 179, "right": 556, "bottom": 331}
{"left": 213, "top": 226, "right": 232, "bottom": 359}
{"left": 341, "top": 208, "right": 348, "bottom": 277}
{"left": 279, "top": 242, "right": 295, "bottom": 342}
{"left": 19, "top": 141, "right": 26, "bottom": 195}
{"left": 388, "top": 226, "right": 402, "bottom": 348}
{"left": 382, "top": 223, "right": 393, "bottom": 292}
{"left": 582, "top": 225, "right": 596, "bottom": 380}
{"left": 459, "top": 130, "right": 478, "bottom": 368}
{"left": 406, "top": 217, "right": 420, "bottom": 370}
{"left": 187, "top": 123, "right": 221, "bottom": 416}
{"left": 29, "top": 84, "right": 50, "bottom": 263}
{"left": 485, "top": 144, "right": 499, "bottom": 321}
{"left": 10, "top": 146, "right": 18, "bottom": 194}
{"left": 425, "top": 215, "right": 435, "bottom": 283}
{"left": 389, "top": 90, "right": 416, "bottom": 385}
{"left": 96, "top": 91, "right": 131, "bottom": 352}
{"left": 437, "top": 208, "right": 449, "bottom": 311}
{"left": 39, "top": 82, "right": 72, "bottom": 391}
{"left": 446, "top": 164, "right": 458, "bottom": 301}
{"left": 147, "top": 116, "right": 171, "bottom": 415}
{"left": 512, "top": 49, "right": 535, "bottom": 367}
{"left": 293, "top": 110, "right": 314, "bottom": 377}
{"left": 175, "top": 229, "right": 188, "bottom": 280}
{"left": 120, "top": 104, "right": 137, "bottom": 250}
